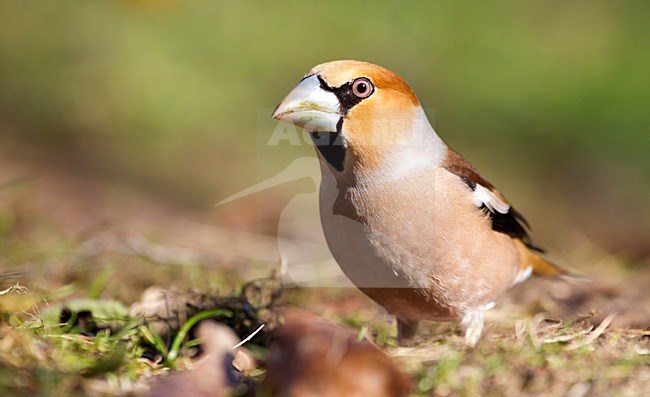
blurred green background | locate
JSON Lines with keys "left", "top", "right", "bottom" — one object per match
{"left": 0, "top": 1, "right": 648, "bottom": 259}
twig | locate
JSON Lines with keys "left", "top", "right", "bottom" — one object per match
{"left": 232, "top": 324, "right": 265, "bottom": 349}
{"left": 0, "top": 282, "right": 29, "bottom": 296}
{"left": 565, "top": 313, "right": 616, "bottom": 351}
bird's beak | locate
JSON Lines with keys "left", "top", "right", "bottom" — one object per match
{"left": 272, "top": 74, "right": 341, "bottom": 132}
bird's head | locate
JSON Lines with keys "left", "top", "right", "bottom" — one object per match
{"left": 273, "top": 61, "right": 438, "bottom": 174}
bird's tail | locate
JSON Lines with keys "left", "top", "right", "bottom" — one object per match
{"left": 529, "top": 254, "right": 567, "bottom": 277}
{"left": 516, "top": 240, "right": 590, "bottom": 282}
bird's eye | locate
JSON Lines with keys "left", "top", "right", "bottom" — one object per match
{"left": 352, "top": 78, "right": 374, "bottom": 99}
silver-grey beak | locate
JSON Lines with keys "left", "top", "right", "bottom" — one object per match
{"left": 272, "top": 74, "right": 341, "bottom": 132}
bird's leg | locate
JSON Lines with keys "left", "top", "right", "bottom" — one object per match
{"left": 460, "top": 310, "right": 484, "bottom": 347}
{"left": 396, "top": 317, "right": 419, "bottom": 343}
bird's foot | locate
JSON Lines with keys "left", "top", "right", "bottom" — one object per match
{"left": 396, "top": 318, "right": 419, "bottom": 343}
{"left": 461, "top": 310, "right": 484, "bottom": 347}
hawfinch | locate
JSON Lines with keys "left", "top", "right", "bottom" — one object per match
{"left": 272, "top": 60, "right": 576, "bottom": 346}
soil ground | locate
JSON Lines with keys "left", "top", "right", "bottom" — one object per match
{"left": 1, "top": 156, "right": 648, "bottom": 397}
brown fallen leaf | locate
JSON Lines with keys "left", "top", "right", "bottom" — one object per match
{"left": 146, "top": 321, "right": 244, "bottom": 397}
{"left": 264, "top": 310, "right": 411, "bottom": 397}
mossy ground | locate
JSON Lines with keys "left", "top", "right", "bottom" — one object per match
{"left": 0, "top": 162, "right": 648, "bottom": 397}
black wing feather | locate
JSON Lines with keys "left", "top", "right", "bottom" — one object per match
{"left": 481, "top": 205, "right": 544, "bottom": 253}
{"left": 444, "top": 149, "right": 545, "bottom": 253}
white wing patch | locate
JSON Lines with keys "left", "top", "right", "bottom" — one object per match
{"left": 473, "top": 184, "right": 510, "bottom": 214}
{"left": 513, "top": 265, "right": 533, "bottom": 285}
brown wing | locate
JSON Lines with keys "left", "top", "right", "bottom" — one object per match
{"left": 442, "top": 149, "right": 543, "bottom": 252}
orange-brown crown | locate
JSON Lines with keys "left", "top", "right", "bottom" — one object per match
{"left": 311, "top": 61, "right": 423, "bottom": 171}
{"left": 309, "top": 60, "right": 419, "bottom": 108}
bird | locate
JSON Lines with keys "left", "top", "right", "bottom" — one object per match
{"left": 272, "top": 60, "right": 582, "bottom": 346}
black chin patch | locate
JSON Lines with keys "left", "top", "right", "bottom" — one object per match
{"left": 310, "top": 118, "right": 345, "bottom": 171}
{"left": 311, "top": 75, "right": 373, "bottom": 171}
